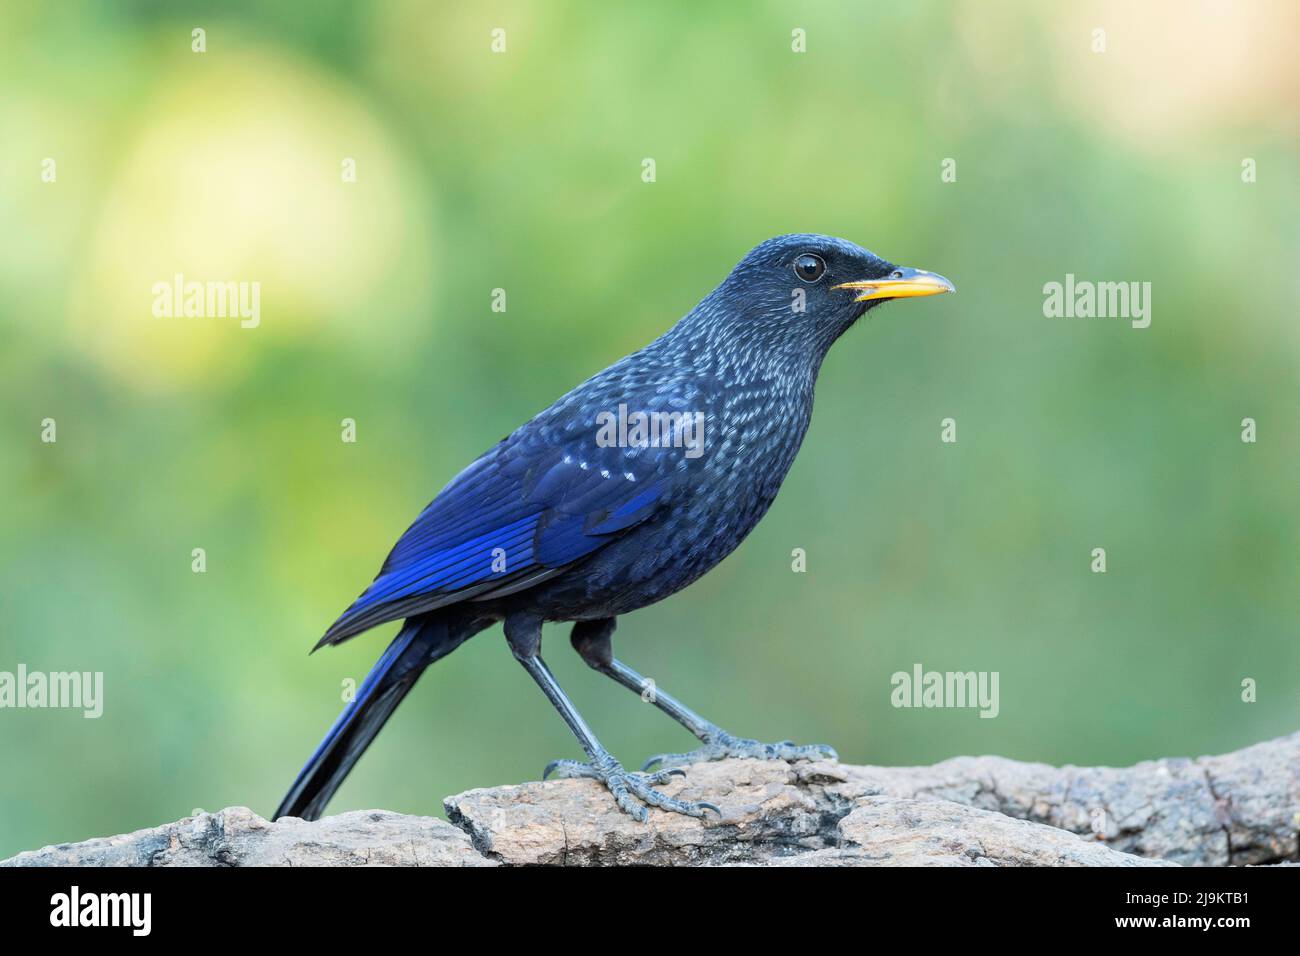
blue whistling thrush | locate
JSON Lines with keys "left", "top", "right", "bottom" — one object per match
{"left": 275, "top": 234, "right": 954, "bottom": 822}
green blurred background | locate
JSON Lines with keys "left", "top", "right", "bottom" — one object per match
{"left": 2, "top": 1, "right": 1297, "bottom": 858}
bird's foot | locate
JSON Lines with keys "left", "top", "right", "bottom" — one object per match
{"left": 543, "top": 755, "right": 720, "bottom": 823}
{"left": 641, "top": 731, "right": 837, "bottom": 771}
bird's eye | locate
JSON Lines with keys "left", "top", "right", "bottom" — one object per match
{"left": 793, "top": 253, "right": 826, "bottom": 283}
{"left": 890, "top": 270, "right": 903, "bottom": 279}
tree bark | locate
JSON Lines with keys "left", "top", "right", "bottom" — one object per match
{"left": 5, "top": 731, "right": 1296, "bottom": 867}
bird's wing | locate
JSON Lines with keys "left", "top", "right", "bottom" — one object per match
{"left": 316, "top": 380, "right": 712, "bottom": 647}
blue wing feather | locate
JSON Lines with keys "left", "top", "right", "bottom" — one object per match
{"left": 318, "top": 433, "right": 673, "bottom": 646}
{"left": 316, "top": 363, "right": 720, "bottom": 648}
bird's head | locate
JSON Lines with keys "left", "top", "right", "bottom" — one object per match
{"left": 697, "top": 233, "right": 954, "bottom": 360}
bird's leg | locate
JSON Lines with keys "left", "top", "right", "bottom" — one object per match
{"left": 570, "top": 619, "right": 838, "bottom": 771}
{"left": 504, "top": 615, "right": 718, "bottom": 822}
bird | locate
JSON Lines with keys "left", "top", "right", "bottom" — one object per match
{"left": 274, "top": 234, "right": 954, "bottom": 823}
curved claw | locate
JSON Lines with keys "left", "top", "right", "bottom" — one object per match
{"left": 631, "top": 765, "right": 688, "bottom": 789}
{"left": 640, "top": 752, "right": 684, "bottom": 772}
{"left": 698, "top": 802, "right": 722, "bottom": 817}
{"left": 639, "top": 764, "right": 691, "bottom": 780}
{"left": 542, "top": 760, "right": 561, "bottom": 780}
{"left": 658, "top": 768, "right": 687, "bottom": 780}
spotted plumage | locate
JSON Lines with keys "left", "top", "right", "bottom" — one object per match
{"left": 277, "top": 234, "right": 953, "bottom": 822}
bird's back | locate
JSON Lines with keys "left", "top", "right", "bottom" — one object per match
{"left": 319, "top": 330, "right": 819, "bottom": 640}
{"left": 492, "top": 341, "right": 820, "bottom": 620}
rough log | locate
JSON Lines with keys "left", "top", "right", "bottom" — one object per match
{"left": 5, "top": 731, "right": 1296, "bottom": 867}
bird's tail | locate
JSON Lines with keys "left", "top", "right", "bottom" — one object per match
{"left": 274, "top": 614, "right": 459, "bottom": 822}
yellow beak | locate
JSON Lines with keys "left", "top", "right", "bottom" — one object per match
{"left": 832, "top": 266, "right": 955, "bottom": 302}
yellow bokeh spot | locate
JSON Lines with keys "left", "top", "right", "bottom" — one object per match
{"left": 69, "top": 44, "right": 435, "bottom": 390}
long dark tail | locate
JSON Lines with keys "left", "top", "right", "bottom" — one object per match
{"left": 274, "top": 614, "right": 457, "bottom": 821}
